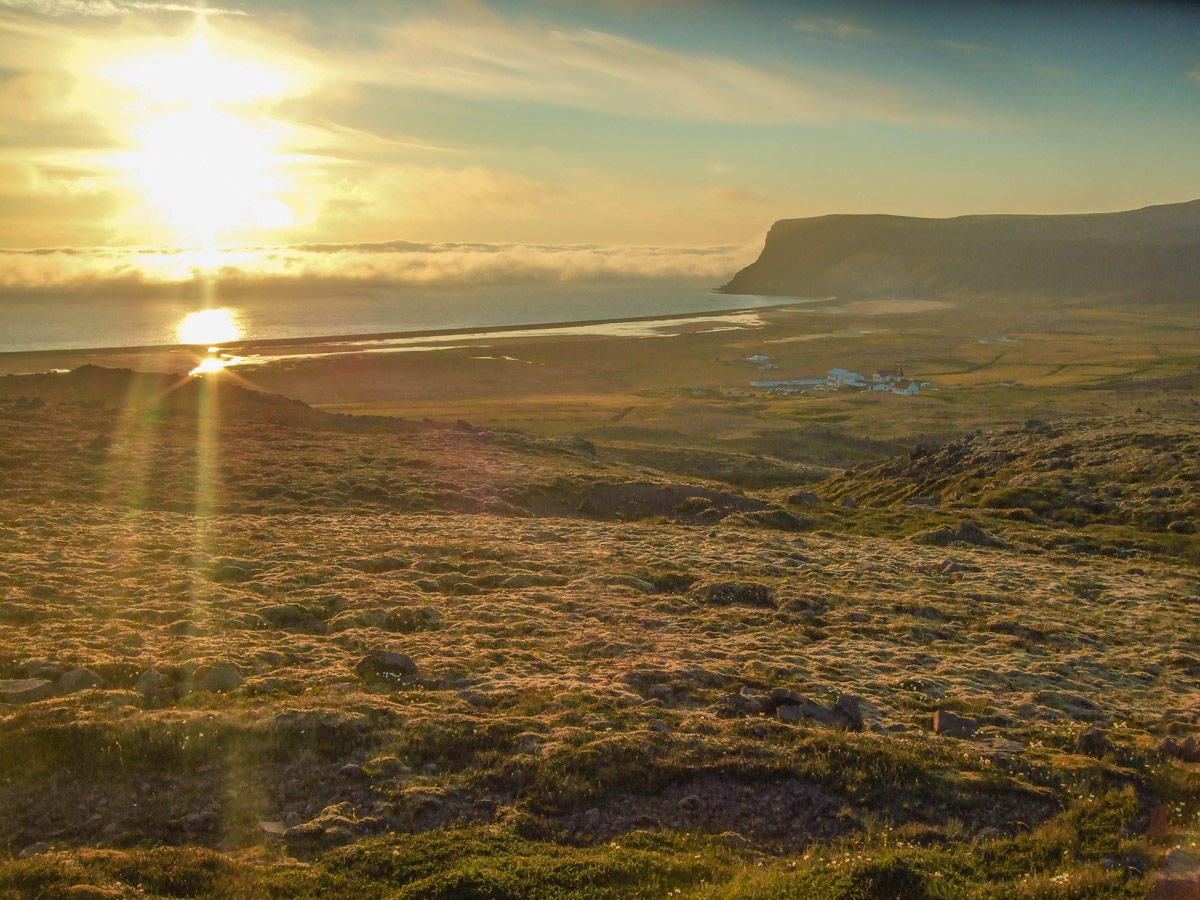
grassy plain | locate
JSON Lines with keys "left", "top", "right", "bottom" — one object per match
{"left": 0, "top": 291, "right": 1198, "bottom": 898}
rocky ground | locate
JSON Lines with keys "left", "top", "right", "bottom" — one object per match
{"left": 0, "top": 367, "right": 1198, "bottom": 899}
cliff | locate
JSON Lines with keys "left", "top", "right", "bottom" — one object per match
{"left": 719, "top": 198, "right": 1200, "bottom": 301}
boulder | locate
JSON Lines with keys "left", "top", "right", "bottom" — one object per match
{"left": 789, "top": 490, "right": 822, "bottom": 507}
{"left": 259, "top": 603, "right": 321, "bottom": 631}
{"left": 1150, "top": 874, "right": 1200, "bottom": 900}
{"left": 718, "top": 686, "right": 773, "bottom": 718}
{"left": 16, "top": 842, "right": 51, "bottom": 859}
{"left": 774, "top": 696, "right": 839, "bottom": 727}
{"left": 0, "top": 678, "right": 54, "bottom": 704}
{"left": 912, "top": 522, "right": 1004, "bottom": 548}
{"left": 834, "top": 695, "right": 865, "bottom": 732}
{"left": 770, "top": 687, "right": 807, "bottom": 707}
{"left": 954, "top": 521, "right": 1005, "bottom": 548}
{"left": 933, "top": 710, "right": 979, "bottom": 738}
{"left": 776, "top": 704, "right": 807, "bottom": 724}
{"left": 58, "top": 668, "right": 103, "bottom": 694}
{"left": 1075, "top": 727, "right": 1111, "bottom": 758}
{"left": 283, "top": 804, "right": 361, "bottom": 856}
{"left": 692, "top": 582, "right": 776, "bottom": 608}
{"left": 193, "top": 662, "right": 243, "bottom": 693}
{"left": 351, "top": 555, "right": 408, "bottom": 574}
{"left": 355, "top": 651, "right": 419, "bottom": 682}
{"left": 1159, "top": 735, "right": 1200, "bottom": 763}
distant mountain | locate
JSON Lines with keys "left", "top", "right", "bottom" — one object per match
{"left": 719, "top": 198, "right": 1200, "bottom": 302}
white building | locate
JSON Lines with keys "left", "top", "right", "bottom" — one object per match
{"left": 891, "top": 380, "right": 920, "bottom": 396}
{"left": 827, "top": 368, "right": 867, "bottom": 388}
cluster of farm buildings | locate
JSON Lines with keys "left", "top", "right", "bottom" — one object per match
{"left": 748, "top": 362, "right": 926, "bottom": 396}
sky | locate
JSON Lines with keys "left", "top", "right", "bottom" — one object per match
{"left": 1, "top": 0, "right": 1199, "bottom": 294}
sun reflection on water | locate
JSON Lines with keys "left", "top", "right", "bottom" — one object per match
{"left": 190, "top": 356, "right": 235, "bottom": 375}
{"left": 179, "top": 309, "right": 243, "bottom": 375}
{"left": 178, "top": 308, "right": 241, "bottom": 345}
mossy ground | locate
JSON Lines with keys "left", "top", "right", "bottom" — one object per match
{"left": 0, "top": 356, "right": 1198, "bottom": 898}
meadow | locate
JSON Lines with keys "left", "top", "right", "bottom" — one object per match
{"left": 0, "top": 291, "right": 1197, "bottom": 899}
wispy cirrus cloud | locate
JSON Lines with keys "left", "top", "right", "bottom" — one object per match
{"left": 794, "top": 16, "right": 879, "bottom": 42}
{"left": 0, "top": 0, "right": 245, "bottom": 17}
{"left": 938, "top": 40, "right": 1000, "bottom": 57}
{"left": 0, "top": 240, "right": 759, "bottom": 297}
{"left": 354, "top": 13, "right": 978, "bottom": 127}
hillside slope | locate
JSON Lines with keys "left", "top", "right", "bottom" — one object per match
{"left": 1, "top": 368, "right": 1198, "bottom": 898}
{"left": 720, "top": 198, "right": 1200, "bottom": 302}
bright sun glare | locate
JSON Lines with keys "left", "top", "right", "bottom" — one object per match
{"left": 108, "top": 18, "right": 296, "bottom": 248}
{"left": 179, "top": 308, "right": 241, "bottom": 345}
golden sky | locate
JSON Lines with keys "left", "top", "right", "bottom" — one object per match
{"left": 1, "top": 0, "right": 1198, "bottom": 292}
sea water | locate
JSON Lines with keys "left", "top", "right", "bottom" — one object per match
{"left": 0, "top": 281, "right": 790, "bottom": 354}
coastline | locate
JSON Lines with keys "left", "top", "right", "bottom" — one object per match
{"left": 0, "top": 294, "right": 814, "bottom": 376}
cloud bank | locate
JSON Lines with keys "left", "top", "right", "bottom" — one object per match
{"left": 0, "top": 240, "right": 758, "bottom": 298}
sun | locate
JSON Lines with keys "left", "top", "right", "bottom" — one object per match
{"left": 108, "top": 17, "right": 296, "bottom": 248}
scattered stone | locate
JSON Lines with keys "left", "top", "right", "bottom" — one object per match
{"left": 789, "top": 490, "right": 821, "bottom": 507}
{"left": 1075, "top": 727, "right": 1111, "bottom": 758}
{"left": 17, "top": 842, "right": 51, "bottom": 859}
{"left": 647, "top": 683, "right": 684, "bottom": 705}
{"left": 955, "top": 521, "right": 1005, "bottom": 547}
{"left": 57, "top": 668, "right": 103, "bottom": 694}
{"left": 771, "top": 687, "right": 806, "bottom": 707}
{"left": 692, "top": 582, "right": 775, "bottom": 608}
{"left": 933, "top": 710, "right": 979, "bottom": 738}
{"left": 912, "top": 522, "right": 1004, "bottom": 548}
{"left": 352, "top": 555, "right": 408, "bottom": 573}
{"left": 834, "top": 695, "right": 865, "bottom": 732}
{"left": 355, "top": 650, "right": 419, "bottom": 682}
{"left": 974, "top": 737, "right": 1025, "bottom": 758}
{"left": 1150, "top": 873, "right": 1200, "bottom": 900}
{"left": 840, "top": 497, "right": 859, "bottom": 508}
{"left": 284, "top": 810, "right": 358, "bottom": 855}
{"left": 135, "top": 667, "right": 170, "bottom": 696}
{"left": 259, "top": 603, "right": 321, "bottom": 630}
{"left": 904, "top": 495, "right": 941, "bottom": 508}
{"left": 165, "top": 619, "right": 205, "bottom": 636}
{"left": 23, "top": 660, "right": 63, "bottom": 680}
{"left": 209, "top": 564, "right": 250, "bottom": 583}
{"left": 719, "top": 685, "right": 773, "bottom": 718}
{"left": 1159, "top": 735, "right": 1200, "bottom": 763}
{"left": 649, "top": 719, "right": 670, "bottom": 734}
{"left": 339, "top": 763, "right": 367, "bottom": 780}
{"left": 0, "top": 678, "right": 54, "bottom": 704}
{"left": 777, "top": 704, "right": 806, "bottom": 724}
{"left": 193, "top": 661, "right": 243, "bottom": 693}
{"left": 1167, "top": 520, "right": 1197, "bottom": 535}
{"left": 774, "top": 696, "right": 839, "bottom": 727}
{"left": 678, "top": 794, "right": 702, "bottom": 812}
{"left": 1164, "top": 849, "right": 1200, "bottom": 876}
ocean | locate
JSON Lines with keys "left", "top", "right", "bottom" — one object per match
{"left": 0, "top": 281, "right": 789, "bottom": 354}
